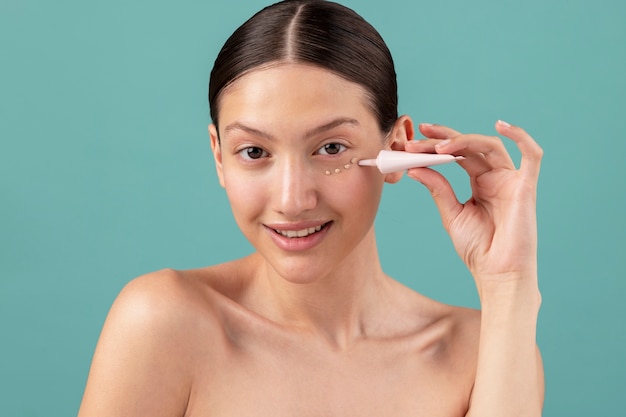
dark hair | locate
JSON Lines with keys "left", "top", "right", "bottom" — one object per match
{"left": 208, "top": 0, "right": 398, "bottom": 135}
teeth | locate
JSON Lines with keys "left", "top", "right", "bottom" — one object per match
{"left": 276, "top": 225, "right": 323, "bottom": 238}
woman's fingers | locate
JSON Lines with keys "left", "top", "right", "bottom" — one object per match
{"left": 418, "top": 123, "right": 461, "bottom": 139}
{"left": 410, "top": 121, "right": 540, "bottom": 182}
{"left": 434, "top": 134, "right": 515, "bottom": 176}
{"left": 406, "top": 166, "right": 463, "bottom": 231}
{"left": 404, "top": 138, "right": 439, "bottom": 153}
{"left": 405, "top": 122, "right": 461, "bottom": 153}
{"left": 495, "top": 120, "right": 543, "bottom": 180}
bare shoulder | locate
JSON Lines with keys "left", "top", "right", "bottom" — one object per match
{"left": 100, "top": 258, "right": 255, "bottom": 347}
{"left": 432, "top": 301, "right": 482, "bottom": 388}
{"left": 78, "top": 261, "right": 250, "bottom": 417}
{"left": 96, "top": 268, "right": 212, "bottom": 345}
{"left": 393, "top": 279, "right": 481, "bottom": 337}
{"left": 397, "top": 286, "right": 482, "bottom": 368}
{"left": 110, "top": 254, "right": 258, "bottom": 323}
{"left": 440, "top": 301, "right": 481, "bottom": 339}
{"left": 426, "top": 295, "right": 481, "bottom": 349}
{"left": 114, "top": 267, "right": 218, "bottom": 317}
{"left": 443, "top": 302, "right": 481, "bottom": 358}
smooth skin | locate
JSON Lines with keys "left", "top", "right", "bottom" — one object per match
{"left": 78, "top": 64, "right": 543, "bottom": 417}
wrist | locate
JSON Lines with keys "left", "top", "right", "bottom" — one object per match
{"left": 476, "top": 274, "right": 542, "bottom": 313}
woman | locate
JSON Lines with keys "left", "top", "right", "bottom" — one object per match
{"left": 78, "top": 1, "right": 544, "bottom": 416}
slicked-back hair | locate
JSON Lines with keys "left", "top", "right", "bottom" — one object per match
{"left": 208, "top": 0, "right": 398, "bottom": 135}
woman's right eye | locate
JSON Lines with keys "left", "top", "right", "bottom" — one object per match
{"left": 238, "top": 146, "right": 269, "bottom": 160}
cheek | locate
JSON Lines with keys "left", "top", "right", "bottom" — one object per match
{"left": 323, "top": 165, "right": 385, "bottom": 216}
{"left": 222, "top": 171, "right": 266, "bottom": 219}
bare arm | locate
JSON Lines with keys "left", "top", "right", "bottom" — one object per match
{"left": 78, "top": 271, "right": 193, "bottom": 417}
{"left": 406, "top": 120, "right": 544, "bottom": 416}
{"left": 469, "top": 280, "right": 544, "bottom": 416}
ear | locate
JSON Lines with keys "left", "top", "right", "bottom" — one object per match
{"left": 384, "top": 115, "right": 415, "bottom": 184}
{"left": 209, "top": 124, "right": 225, "bottom": 188}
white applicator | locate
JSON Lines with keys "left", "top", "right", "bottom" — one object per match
{"left": 358, "top": 150, "right": 464, "bottom": 174}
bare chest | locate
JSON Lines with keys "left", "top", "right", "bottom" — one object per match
{"left": 184, "top": 335, "right": 472, "bottom": 417}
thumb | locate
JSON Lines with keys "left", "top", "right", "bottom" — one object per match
{"left": 407, "top": 167, "right": 463, "bottom": 231}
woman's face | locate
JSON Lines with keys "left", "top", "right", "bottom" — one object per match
{"left": 210, "top": 63, "right": 405, "bottom": 283}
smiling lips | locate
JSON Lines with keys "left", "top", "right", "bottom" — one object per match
{"left": 273, "top": 223, "right": 328, "bottom": 238}
{"left": 274, "top": 224, "right": 324, "bottom": 238}
{"left": 265, "top": 221, "right": 331, "bottom": 251}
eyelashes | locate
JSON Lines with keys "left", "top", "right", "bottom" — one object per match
{"left": 317, "top": 143, "right": 347, "bottom": 156}
{"left": 237, "top": 142, "right": 347, "bottom": 161}
{"left": 238, "top": 146, "right": 268, "bottom": 161}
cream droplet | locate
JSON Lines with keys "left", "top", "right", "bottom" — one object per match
{"left": 344, "top": 164, "right": 351, "bottom": 169}
{"left": 325, "top": 170, "right": 331, "bottom": 175}
{"left": 350, "top": 157, "right": 357, "bottom": 164}
{"left": 334, "top": 168, "right": 341, "bottom": 173}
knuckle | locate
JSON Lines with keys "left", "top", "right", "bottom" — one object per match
{"left": 428, "top": 177, "right": 448, "bottom": 198}
{"left": 530, "top": 142, "right": 544, "bottom": 159}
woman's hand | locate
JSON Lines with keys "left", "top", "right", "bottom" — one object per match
{"left": 405, "top": 120, "right": 543, "bottom": 290}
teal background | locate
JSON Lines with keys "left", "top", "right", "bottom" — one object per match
{"left": 1, "top": 0, "right": 624, "bottom": 415}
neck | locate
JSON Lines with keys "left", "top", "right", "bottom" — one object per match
{"left": 249, "top": 229, "right": 396, "bottom": 349}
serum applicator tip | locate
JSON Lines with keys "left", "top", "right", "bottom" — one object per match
{"left": 357, "top": 159, "right": 377, "bottom": 167}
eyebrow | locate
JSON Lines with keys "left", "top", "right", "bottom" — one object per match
{"left": 223, "top": 117, "right": 360, "bottom": 141}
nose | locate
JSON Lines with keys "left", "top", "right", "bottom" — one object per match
{"left": 271, "top": 157, "right": 317, "bottom": 218}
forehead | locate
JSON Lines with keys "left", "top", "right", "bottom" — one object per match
{"left": 218, "top": 63, "right": 377, "bottom": 134}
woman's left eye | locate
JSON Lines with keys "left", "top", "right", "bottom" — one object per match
{"left": 317, "top": 143, "right": 347, "bottom": 156}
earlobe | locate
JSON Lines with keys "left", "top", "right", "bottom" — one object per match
{"left": 384, "top": 115, "right": 415, "bottom": 184}
{"left": 209, "top": 124, "right": 225, "bottom": 188}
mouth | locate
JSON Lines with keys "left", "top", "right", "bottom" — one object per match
{"left": 271, "top": 222, "right": 331, "bottom": 238}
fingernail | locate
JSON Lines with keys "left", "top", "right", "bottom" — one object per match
{"left": 420, "top": 123, "right": 434, "bottom": 127}
{"left": 497, "top": 119, "right": 511, "bottom": 127}
{"left": 435, "top": 139, "right": 451, "bottom": 149}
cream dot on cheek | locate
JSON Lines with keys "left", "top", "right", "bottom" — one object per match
{"left": 323, "top": 155, "right": 363, "bottom": 176}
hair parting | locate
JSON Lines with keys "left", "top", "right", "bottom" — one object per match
{"left": 208, "top": 0, "right": 398, "bottom": 138}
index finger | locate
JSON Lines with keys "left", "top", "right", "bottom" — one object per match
{"left": 495, "top": 120, "right": 543, "bottom": 179}
{"left": 418, "top": 123, "right": 462, "bottom": 139}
